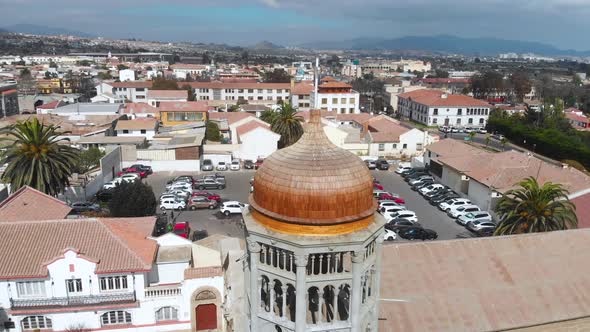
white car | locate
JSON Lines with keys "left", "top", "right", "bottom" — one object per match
{"left": 160, "top": 198, "right": 186, "bottom": 211}
{"left": 160, "top": 193, "right": 180, "bottom": 202}
{"left": 448, "top": 204, "right": 480, "bottom": 219}
{"left": 387, "top": 211, "right": 418, "bottom": 223}
{"left": 379, "top": 201, "right": 404, "bottom": 212}
{"left": 382, "top": 206, "right": 407, "bottom": 219}
{"left": 220, "top": 201, "right": 249, "bottom": 216}
{"left": 395, "top": 166, "right": 412, "bottom": 174}
{"left": 457, "top": 211, "right": 493, "bottom": 226}
{"left": 165, "top": 190, "right": 190, "bottom": 200}
{"left": 230, "top": 160, "right": 241, "bottom": 171}
{"left": 409, "top": 176, "right": 433, "bottom": 186}
{"left": 216, "top": 162, "right": 228, "bottom": 171}
{"left": 102, "top": 177, "right": 123, "bottom": 190}
{"left": 168, "top": 183, "right": 193, "bottom": 192}
{"left": 419, "top": 184, "right": 444, "bottom": 195}
{"left": 439, "top": 198, "right": 470, "bottom": 211}
{"left": 165, "top": 180, "right": 192, "bottom": 190}
{"left": 383, "top": 228, "right": 397, "bottom": 241}
{"left": 121, "top": 173, "right": 140, "bottom": 183}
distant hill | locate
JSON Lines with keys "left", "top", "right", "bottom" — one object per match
{"left": 2, "top": 24, "right": 94, "bottom": 38}
{"left": 251, "top": 41, "right": 283, "bottom": 50}
{"left": 300, "top": 35, "right": 590, "bottom": 56}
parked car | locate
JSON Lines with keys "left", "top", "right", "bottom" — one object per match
{"left": 121, "top": 173, "right": 140, "bottom": 183}
{"left": 387, "top": 211, "right": 418, "bottom": 223}
{"left": 254, "top": 158, "right": 264, "bottom": 170}
{"left": 419, "top": 184, "right": 444, "bottom": 195}
{"left": 203, "top": 173, "right": 226, "bottom": 185}
{"left": 195, "top": 178, "right": 225, "bottom": 190}
{"left": 244, "top": 160, "right": 255, "bottom": 169}
{"left": 467, "top": 220, "right": 497, "bottom": 233}
{"left": 220, "top": 201, "right": 249, "bottom": 216}
{"left": 167, "top": 175, "right": 194, "bottom": 185}
{"left": 216, "top": 162, "right": 228, "bottom": 171}
{"left": 382, "top": 206, "right": 407, "bottom": 219}
{"left": 478, "top": 127, "right": 487, "bottom": 134}
{"left": 475, "top": 226, "right": 496, "bottom": 237}
{"left": 404, "top": 171, "right": 429, "bottom": 181}
{"left": 430, "top": 192, "right": 460, "bottom": 205}
{"left": 160, "top": 193, "right": 182, "bottom": 202}
{"left": 424, "top": 187, "right": 452, "bottom": 199}
{"left": 410, "top": 179, "right": 434, "bottom": 190}
{"left": 365, "top": 160, "right": 377, "bottom": 170}
{"left": 398, "top": 227, "right": 438, "bottom": 240}
{"left": 379, "top": 201, "right": 405, "bottom": 212}
{"left": 230, "top": 160, "right": 241, "bottom": 171}
{"left": 188, "top": 196, "right": 218, "bottom": 210}
{"left": 165, "top": 190, "right": 190, "bottom": 201}
{"left": 172, "top": 222, "right": 191, "bottom": 238}
{"left": 386, "top": 219, "right": 422, "bottom": 232}
{"left": 492, "top": 133, "right": 505, "bottom": 140}
{"left": 202, "top": 159, "right": 214, "bottom": 171}
{"left": 448, "top": 204, "right": 480, "bottom": 219}
{"left": 192, "top": 191, "right": 222, "bottom": 203}
{"left": 376, "top": 159, "right": 390, "bottom": 170}
{"left": 439, "top": 198, "right": 471, "bottom": 211}
{"left": 160, "top": 198, "right": 186, "bottom": 211}
{"left": 117, "top": 167, "right": 148, "bottom": 178}
{"left": 70, "top": 202, "right": 100, "bottom": 213}
{"left": 130, "top": 164, "right": 152, "bottom": 175}
{"left": 383, "top": 228, "right": 397, "bottom": 241}
{"left": 408, "top": 175, "right": 433, "bottom": 186}
{"left": 102, "top": 178, "right": 123, "bottom": 190}
{"left": 457, "top": 211, "right": 493, "bottom": 226}
{"left": 167, "top": 182, "right": 193, "bottom": 192}
{"left": 373, "top": 182, "right": 384, "bottom": 190}
{"left": 377, "top": 193, "right": 405, "bottom": 204}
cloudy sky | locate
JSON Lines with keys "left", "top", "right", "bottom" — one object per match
{"left": 2, "top": 0, "right": 589, "bottom": 49}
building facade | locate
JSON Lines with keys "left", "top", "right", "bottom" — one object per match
{"left": 244, "top": 109, "right": 385, "bottom": 332}
{"left": 311, "top": 82, "right": 360, "bottom": 114}
{"left": 398, "top": 89, "right": 491, "bottom": 127}
{"left": 0, "top": 83, "right": 19, "bottom": 117}
{"left": 189, "top": 82, "right": 291, "bottom": 104}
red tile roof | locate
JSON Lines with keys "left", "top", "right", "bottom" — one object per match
{"left": 208, "top": 111, "right": 254, "bottom": 125}
{"left": 36, "top": 100, "right": 63, "bottom": 110}
{"left": 572, "top": 193, "right": 590, "bottom": 228}
{"left": 366, "top": 116, "right": 410, "bottom": 143}
{"left": 236, "top": 120, "right": 270, "bottom": 137}
{"left": 380, "top": 229, "right": 590, "bottom": 331}
{"left": 0, "top": 217, "right": 157, "bottom": 279}
{"left": 398, "top": 89, "right": 491, "bottom": 107}
{"left": 292, "top": 83, "right": 314, "bottom": 95}
{"left": 187, "top": 82, "right": 290, "bottom": 90}
{"left": 296, "top": 110, "right": 374, "bottom": 124}
{"left": 122, "top": 102, "right": 158, "bottom": 114}
{"left": 111, "top": 81, "right": 153, "bottom": 89}
{"left": 147, "top": 90, "right": 188, "bottom": 99}
{"left": 158, "top": 101, "right": 210, "bottom": 112}
{"left": 170, "top": 64, "right": 208, "bottom": 70}
{"left": 565, "top": 111, "right": 589, "bottom": 124}
{"left": 1, "top": 89, "right": 17, "bottom": 95}
{"left": 319, "top": 81, "right": 352, "bottom": 89}
{"left": 0, "top": 186, "right": 71, "bottom": 222}
{"left": 184, "top": 266, "right": 223, "bottom": 279}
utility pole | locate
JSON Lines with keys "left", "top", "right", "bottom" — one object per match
{"left": 314, "top": 57, "right": 319, "bottom": 109}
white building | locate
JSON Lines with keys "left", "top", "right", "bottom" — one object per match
{"left": 398, "top": 89, "right": 491, "bottom": 127}
{"left": 0, "top": 213, "right": 226, "bottom": 332}
{"left": 383, "top": 81, "right": 425, "bottom": 111}
{"left": 170, "top": 64, "right": 209, "bottom": 80}
{"left": 364, "top": 116, "right": 436, "bottom": 158}
{"left": 119, "top": 69, "right": 136, "bottom": 82}
{"left": 190, "top": 82, "right": 291, "bottom": 104}
{"left": 115, "top": 118, "right": 158, "bottom": 140}
{"left": 290, "top": 83, "right": 313, "bottom": 110}
{"left": 95, "top": 81, "right": 152, "bottom": 103}
{"left": 311, "top": 81, "right": 360, "bottom": 114}
{"left": 146, "top": 90, "right": 188, "bottom": 107}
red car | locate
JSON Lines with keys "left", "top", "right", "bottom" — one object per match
{"left": 192, "top": 191, "right": 222, "bottom": 203}
{"left": 172, "top": 222, "right": 191, "bottom": 239}
{"left": 117, "top": 167, "right": 147, "bottom": 178}
{"left": 373, "top": 182, "right": 384, "bottom": 190}
{"left": 377, "top": 192, "right": 405, "bottom": 204}
{"left": 254, "top": 158, "right": 264, "bottom": 170}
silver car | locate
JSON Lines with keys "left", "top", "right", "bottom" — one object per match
{"left": 457, "top": 211, "right": 493, "bottom": 226}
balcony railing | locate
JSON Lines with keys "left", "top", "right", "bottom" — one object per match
{"left": 145, "top": 285, "right": 182, "bottom": 298}
{"left": 11, "top": 292, "right": 136, "bottom": 309}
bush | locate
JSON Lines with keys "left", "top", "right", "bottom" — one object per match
{"left": 108, "top": 181, "right": 157, "bottom": 217}
{"left": 206, "top": 121, "right": 222, "bottom": 142}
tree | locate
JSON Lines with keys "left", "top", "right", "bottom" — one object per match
{"left": 49, "top": 60, "right": 58, "bottom": 68}
{"left": 97, "top": 72, "right": 112, "bottom": 80}
{"left": 108, "top": 181, "right": 157, "bottom": 217}
{"left": 0, "top": 118, "right": 79, "bottom": 196}
{"left": 470, "top": 71, "right": 505, "bottom": 99}
{"left": 260, "top": 109, "right": 278, "bottom": 124}
{"left": 262, "top": 69, "right": 291, "bottom": 83}
{"left": 76, "top": 60, "right": 91, "bottom": 67}
{"left": 151, "top": 77, "right": 179, "bottom": 90}
{"left": 510, "top": 71, "right": 532, "bottom": 102}
{"left": 20, "top": 68, "right": 32, "bottom": 79}
{"left": 494, "top": 177, "right": 577, "bottom": 235}
{"left": 241, "top": 51, "right": 249, "bottom": 65}
{"left": 44, "top": 71, "right": 52, "bottom": 79}
{"left": 270, "top": 103, "right": 303, "bottom": 148}
{"left": 206, "top": 121, "right": 222, "bottom": 142}
{"left": 202, "top": 52, "right": 211, "bottom": 65}
{"left": 433, "top": 69, "right": 449, "bottom": 78}
{"left": 117, "top": 64, "right": 129, "bottom": 71}
{"left": 181, "top": 84, "right": 195, "bottom": 101}
{"left": 75, "top": 148, "right": 105, "bottom": 174}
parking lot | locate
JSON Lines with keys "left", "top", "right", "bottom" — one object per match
{"left": 144, "top": 166, "right": 478, "bottom": 243}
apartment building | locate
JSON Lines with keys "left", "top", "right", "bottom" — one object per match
{"left": 0, "top": 83, "right": 19, "bottom": 118}
{"left": 146, "top": 90, "right": 188, "bottom": 107}
{"left": 170, "top": 64, "right": 209, "bottom": 80}
{"left": 290, "top": 83, "right": 313, "bottom": 110}
{"left": 95, "top": 81, "right": 153, "bottom": 103}
{"left": 189, "top": 82, "right": 291, "bottom": 104}
{"left": 311, "top": 81, "right": 360, "bottom": 114}
{"left": 398, "top": 89, "right": 491, "bottom": 127}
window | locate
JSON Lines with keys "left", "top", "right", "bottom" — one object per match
{"left": 140, "top": 129, "right": 147, "bottom": 134}
{"left": 433, "top": 118, "right": 438, "bottom": 124}
{"left": 403, "top": 144, "right": 407, "bottom": 149}
{"left": 136, "top": 88, "right": 145, "bottom": 92}
{"left": 332, "top": 98, "right": 338, "bottom": 104}
{"left": 248, "top": 96, "right": 253, "bottom": 100}
{"left": 321, "top": 98, "right": 328, "bottom": 104}
{"left": 417, "top": 143, "right": 423, "bottom": 151}
{"left": 456, "top": 118, "right": 461, "bottom": 124}
{"left": 349, "top": 98, "right": 355, "bottom": 104}
{"left": 66, "top": 279, "right": 83, "bottom": 293}
{"left": 238, "top": 89, "right": 244, "bottom": 93}
{"left": 257, "top": 96, "right": 263, "bottom": 100}
{"left": 267, "top": 96, "right": 272, "bottom": 100}
{"left": 392, "top": 144, "right": 397, "bottom": 149}
{"left": 277, "top": 89, "right": 282, "bottom": 93}
{"left": 156, "top": 307, "right": 179, "bottom": 321}
{"left": 484, "top": 109, "right": 488, "bottom": 115}
{"left": 21, "top": 316, "right": 52, "bottom": 330}
{"left": 99, "top": 276, "right": 128, "bottom": 291}
{"left": 123, "top": 130, "right": 129, "bottom": 134}
{"left": 378, "top": 144, "right": 385, "bottom": 151}
{"left": 257, "top": 89, "right": 263, "bottom": 93}
{"left": 433, "top": 108, "right": 438, "bottom": 115}
{"left": 267, "top": 89, "right": 272, "bottom": 93}
{"left": 17, "top": 281, "right": 46, "bottom": 297}
{"left": 341, "top": 98, "right": 346, "bottom": 104}
{"left": 248, "top": 89, "right": 254, "bottom": 93}
{"left": 479, "top": 118, "right": 485, "bottom": 124}
{"left": 136, "top": 95, "right": 145, "bottom": 99}
{"left": 101, "top": 311, "right": 132, "bottom": 325}
{"left": 468, "top": 118, "right": 473, "bottom": 124}
{"left": 457, "top": 109, "right": 462, "bottom": 115}
{"left": 349, "top": 108, "right": 354, "bottom": 113}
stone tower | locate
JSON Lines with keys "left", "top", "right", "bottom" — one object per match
{"left": 244, "top": 109, "right": 385, "bottom": 332}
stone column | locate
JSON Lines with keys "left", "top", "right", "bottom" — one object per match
{"left": 281, "top": 285, "right": 288, "bottom": 320}
{"left": 372, "top": 237, "right": 384, "bottom": 330}
{"left": 318, "top": 290, "right": 325, "bottom": 323}
{"left": 295, "top": 254, "right": 308, "bottom": 332}
{"left": 247, "top": 239, "right": 261, "bottom": 332}
{"left": 350, "top": 250, "right": 364, "bottom": 332}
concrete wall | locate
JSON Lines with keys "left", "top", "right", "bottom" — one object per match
{"left": 156, "top": 262, "right": 190, "bottom": 284}
{"left": 124, "top": 160, "right": 201, "bottom": 172}
{"left": 441, "top": 167, "right": 464, "bottom": 195}
{"left": 236, "top": 129, "right": 279, "bottom": 161}
{"left": 137, "top": 149, "right": 176, "bottom": 161}
{"left": 116, "top": 129, "right": 156, "bottom": 140}
{"left": 467, "top": 179, "right": 494, "bottom": 212}
{"left": 202, "top": 153, "right": 232, "bottom": 167}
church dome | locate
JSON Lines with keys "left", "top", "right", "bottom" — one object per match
{"left": 250, "top": 109, "right": 375, "bottom": 226}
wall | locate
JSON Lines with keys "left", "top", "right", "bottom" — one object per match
{"left": 117, "top": 129, "right": 156, "bottom": 140}
{"left": 175, "top": 146, "right": 200, "bottom": 160}
{"left": 137, "top": 149, "right": 176, "bottom": 161}
{"left": 236, "top": 129, "right": 279, "bottom": 161}
{"left": 125, "top": 160, "right": 201, "bottom": 172}
{"left": 156, "top": 262, "right": 190, "bottom": 284}
{"left": 441, "top": 166, "right": 464, "bottom": 194}
{"left": 467, "top": 179, "right": 494, "bottom": 212}
{"left": 202, "top": 153, "right": 232, "bottom": 167}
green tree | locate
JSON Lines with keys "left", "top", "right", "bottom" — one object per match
{"left": 44, "top": 71, "right": 51, "bottom": 79}
{"left": 151, "top": 77, "right": 179, "bottom": 90}
{"left": 75, "top": 148, "right": 105, "bottom": 174}
{"left": 202, "top": 52, "right": 211, "bottom": 65}
{"left": 271, "top": 103, "right": 303, "bottom": 148}
{"left": 76, "top": 60, "right": 91, "bottom": 66}
{"left": 494, "top": 177, "right": 577, "bottom": 235}
{"left": 0, "top": 118, "right": 79, "bottom": 196}
{"left": 263, "top": 69, "right": 291, "bottom": 83}
{"left": 260, "top": 109, "right": 278, "bottom": 124}
{"left": 206, "top": 121, "right": 222, "bottom": 142}
{"left": 97, "top": 72, "right": 112, "bottom": 80}
{"left": 181, "top": 84, "right": 195, "bottom": 101}
{"left": 108, "top": 181, "right": 157, "bottom": 217}
{"left": 510, "top": 71, "right": 532, "bottom": 102}
{"left": 433, "top": 69, "right": 449, "bottom": 78}
{"left": 20, "top": 68, "right": 32, "bottom": 79}
{"left": 117, "top": 64, "right": 129, "bottom": 71}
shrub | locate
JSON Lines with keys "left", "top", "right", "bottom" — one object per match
{"left": 108, "top": 181, "right": 157, "bottom": 217}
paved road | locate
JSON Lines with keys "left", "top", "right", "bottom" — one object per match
{"left": 372, "top": 170, "right": 475, "bottom": 241}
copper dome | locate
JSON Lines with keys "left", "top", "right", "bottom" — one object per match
{"left": 250, "top": 109, "right": 375, "bottom": 226}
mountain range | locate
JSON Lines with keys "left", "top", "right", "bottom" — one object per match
{"left": 1, "top": 24, "right": 94, "bottom": 38}
{"left": 300, "top": 35, "right": 590, "bottom": 57}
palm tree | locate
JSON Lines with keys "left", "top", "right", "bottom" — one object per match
{"left": 270, "top": 103, "right": 303, "bottom": 148}
{"left": 0, "top": 117, "right": 79, "bottom": 196}
{"left": 494, "top": 177, "right": 577, "bottom": 235}
{"left": 260, "top": 109, "right": 278, "bottom": 125}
